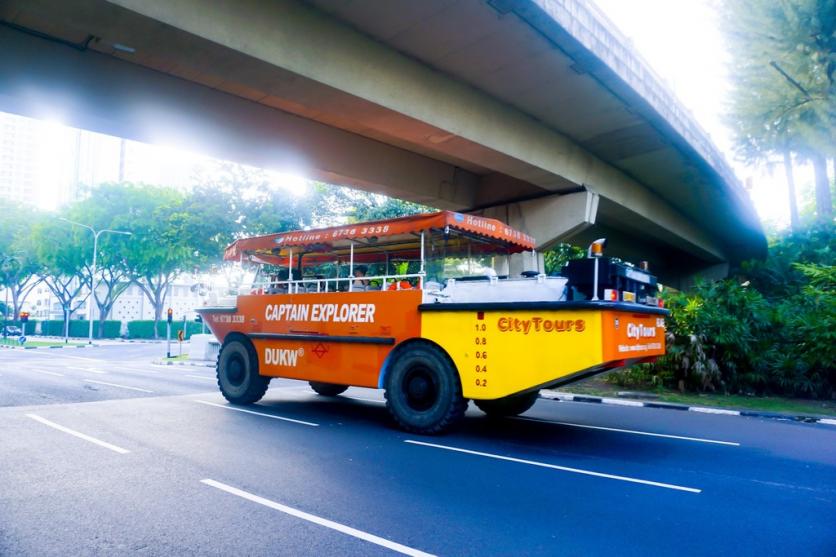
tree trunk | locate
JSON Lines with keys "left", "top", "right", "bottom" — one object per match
{"left": 63, "top": 307, "right": 70, "bottom": 342}
{"left": 782, "top": 151, "right": 800, "bottom": 231}
{"left": 811, "top": 153, "right": 833, "bottom": 223}
{"left": 11, "top": 288, "right": 20, "bottom": 322}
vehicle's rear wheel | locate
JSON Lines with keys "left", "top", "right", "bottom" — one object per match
{"left": 475, "top": 391, "right": 540, "bottom": 418}
{"left": 217, "top": 337, "right": 270, "bottom": 404}
{"left": 309, "top": 381, "right": 348, "bottom": 396}
{"left": 384, "top": 342, "right": 467, "bottom": 435}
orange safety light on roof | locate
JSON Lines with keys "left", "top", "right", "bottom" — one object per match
{"left": 588, "top": 238, "right": 607, "bottom": 258}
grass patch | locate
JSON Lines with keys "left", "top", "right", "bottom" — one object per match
{"left": 163, "top": 353, "right": 189, "bottom": 361}
{"left": 555, "top": 377, "right": 836, "bottom": 418}
{"left": 654, "top": 392, "right": 836, "bottom": 417}
{"left": 0, "top": 338, "right": 83, "bottom": 348}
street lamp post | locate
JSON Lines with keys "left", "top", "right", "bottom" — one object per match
{"left": 59, "top": 218, "right": 132, "bottom": 345}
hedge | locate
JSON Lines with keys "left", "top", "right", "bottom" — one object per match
{"left": 127, "top": 320, "right": 204, "bottom": 340}
{"left": 40, "top": 320, "right": 122, "bottom": 338}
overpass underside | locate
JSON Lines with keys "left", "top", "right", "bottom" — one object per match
{"left": 0, "top": 0, "right": 764, "bottom": 287}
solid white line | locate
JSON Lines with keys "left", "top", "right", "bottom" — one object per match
{"left": 67, "top": 366, "right": 107, "bottom": 374}
{"left": 201, "top": 479, "right": 434, "bottom": 556}
{"left": 405, "top": 440, "right": 701, "bottom": 494}
{"left": 186, "top": 374, "right": 215, "bottom": 381}
{"left": 30, "top": 369, "right": 65, "bottom": 377}
{"left": 84, "top": 379, "right": 153, "bottom": 393}
{"left": 193, "top": 400, "right": 319, "bottom": 426}
{"left": 26, "top": 414, "right": 130, "bottom": 454}
{"left": 514, "top": 417, "right": 739, "bottom": 446}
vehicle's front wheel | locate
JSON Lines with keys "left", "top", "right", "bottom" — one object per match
{"left": 384, "top": 342, "right": 467, "bottom": 435}
{"left": 474, "top": 391, "right": 540, "bottom": 418}
{"left": 217, "top": 337, "right": 270, "bottom": 404}
{"left": 309, "top": 381, "right": 349, "bottom": 396}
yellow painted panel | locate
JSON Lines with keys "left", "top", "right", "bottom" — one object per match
{"left": 422, "top": 310, "right": 604, "bottom": 399}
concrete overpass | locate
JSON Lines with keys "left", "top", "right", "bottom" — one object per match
{"left": 0, "top": 0, "right": 765, "bottom": 286}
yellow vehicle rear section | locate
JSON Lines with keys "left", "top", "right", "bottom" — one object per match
{"left": 421, "top": 305, "right": 666, "bottom": 399}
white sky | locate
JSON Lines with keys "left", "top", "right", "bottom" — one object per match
{"left": 14, "top": 0, "right": 807, "bottom": 230}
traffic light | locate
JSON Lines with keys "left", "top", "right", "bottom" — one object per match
{"left": 19, "top": 311, "right": 29, "bottom": 323}
{"left": 167, "top": 308, "right": 173, "bottom": 324}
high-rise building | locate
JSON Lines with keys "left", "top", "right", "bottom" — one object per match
{"left": 0, "top": 112, "right": 39, "bottom": 204}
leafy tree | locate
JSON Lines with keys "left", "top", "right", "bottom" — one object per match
{"left": 543, "top": 243, "right": 585, "bottom": 275}
{"left": 344, "top": 191, "right": 432, "bottom": 222}
{"left": 724, "top": 0, "right": 835, "bottom": 226}
{"left": 0, "top": 203, "right": 44, "bottom": 320}
{"left": 67, "top": 185, "right": 135, "bottom": 337}
{"left": 108, "top": 184, "right": 193, "bottom": 337}
{"left": 31, "top": 219, "right": 92, "bottom": 340}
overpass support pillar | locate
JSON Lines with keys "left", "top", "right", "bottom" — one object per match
{"left": 479, "top": 191, "right": 599, "bottom": 273}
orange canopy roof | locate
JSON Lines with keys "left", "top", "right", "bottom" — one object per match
{"left": 224, "top": 211, "right": 535, "bottom": 261}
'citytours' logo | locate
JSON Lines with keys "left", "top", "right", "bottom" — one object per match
{"left": 626, "top": 323, "right": 657, "bottom": 339}
{"left": 264, "top": 347, "right": 304, "bottom": 367}
{"left": 497, "top": 317, "right": 585, "bottom": 334}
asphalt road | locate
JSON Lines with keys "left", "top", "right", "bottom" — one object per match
{"left": 0, "top": 344, "right": 834, "bottom": 556}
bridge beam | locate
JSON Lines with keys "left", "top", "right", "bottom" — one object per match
{"left": 0, "top": 25, "right": 478, "bottom": 209}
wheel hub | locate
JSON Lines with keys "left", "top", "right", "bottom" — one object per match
{"left": 403, "top": 367, "right": 437, "bottom": 411}
{"left": 226, "top": 355, "right": 246, "bottom": 386}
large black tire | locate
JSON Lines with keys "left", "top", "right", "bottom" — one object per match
{"left": 309, "top": 381, "right": 349, "bottom": 396}
{"left": 217, "top": 336, "right": 270, "bottom": 405}
{"left": 384, "top": 342, "right": 467, "bottom": 435}
{"left": 475, "top": 391, "right": 540, "bottom": 418}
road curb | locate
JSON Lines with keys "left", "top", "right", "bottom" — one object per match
{"left": 152, "top": 359, "right": 215, "bottom": 368}
{"left": 540, "top": 390, "right": 836, "bottom": 427}
{"left": 120, "top": 339, "right": 169, "bottom": 344}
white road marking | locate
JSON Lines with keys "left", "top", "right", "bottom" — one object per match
{"left": 41, "top": 353, "right": 103, "bottom": 363}
{"left": 26, "top": 414, "right": 130, "bottom": 454}
{"left": 346, "top": 396, "right": 385, "bottom": 404}
{"left": 186, "top": 374, "right": 215, "bottom": 381}
{"left": 819, "top": 418, "right": 836, "bottom": 426}
{"left": 405, "top": 440, "right": 702, "bottom": 494}
{"left": 193, "top": 400, "right": 319, "bottom": 426}
{"left": 84, "top": 379, "right": 153, "bottom": 393}
{"left": 68, "top": 366, "right": 107, "bottom": 374}
{"left": 201, "top": 479, "right": 434, "bottom": 556}
{"left": 30, "top": 369, "right": 65, "bottom": 377}
{"left": 514, "top": 417, "right": 740, "bottom": 446}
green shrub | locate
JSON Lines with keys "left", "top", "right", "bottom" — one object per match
{"left": 127, "top": 320, "right": 204, "bottom": 339}
{"left": 609, "top": 223, "right": 835, "bottom": 398}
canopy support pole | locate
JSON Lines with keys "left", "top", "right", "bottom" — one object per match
{"left": 348, "top": 243, "right": 354, "bottom": 293}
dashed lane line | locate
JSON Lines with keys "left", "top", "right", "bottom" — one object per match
{"left": 193, "top": 400, "right": 319, "bottom": 426}
{"left": 201, "top": 479, "right": 435, "bottom": 557}
{"left": 405, "top": 440, "right": 702, "bottom": 494}
{"left": 30, "top": 369, "right": 65, "bottom": 377}
{"left": 83, "top": 379, "right": 154, "bottom": 393}
{"left": 513, "top": 416, "right": 740, "bottom": 446}
{"left": 67, "top": 366, "right": 107, "bottom": 374}
{"left": 25, "top": 414, "right": 130, "bottom": 454}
